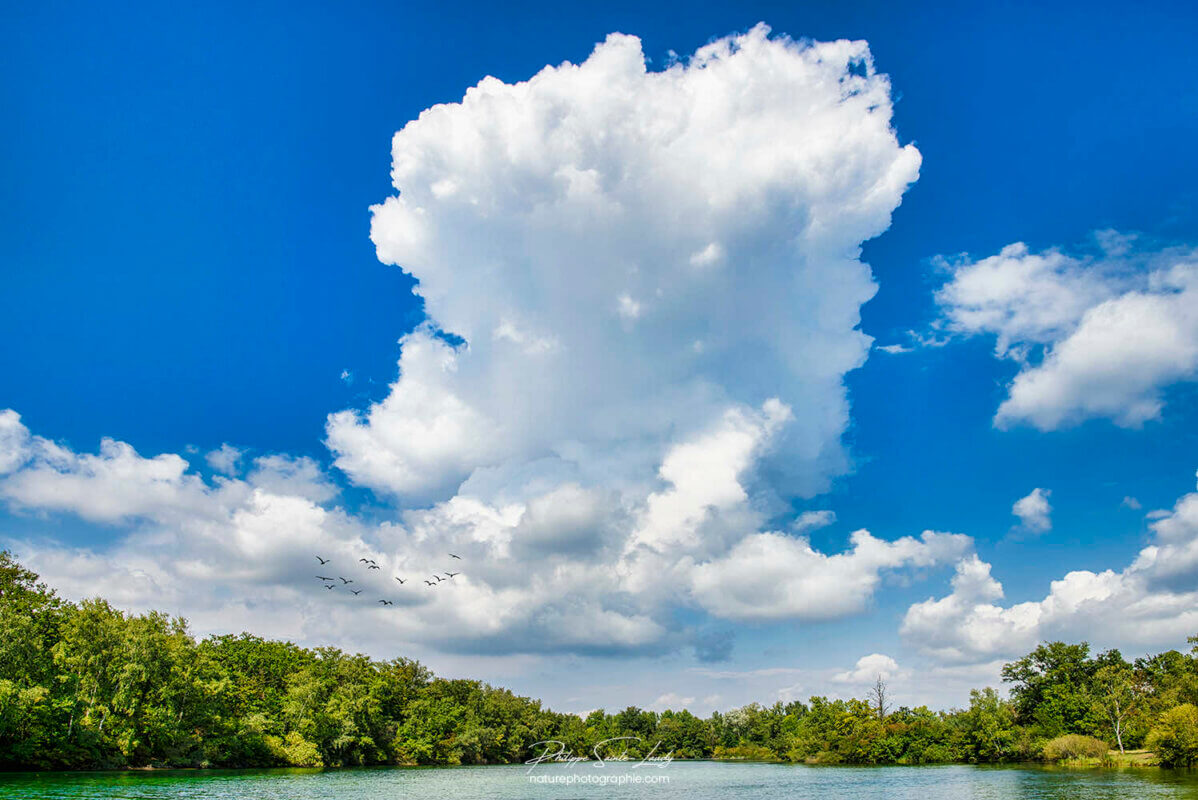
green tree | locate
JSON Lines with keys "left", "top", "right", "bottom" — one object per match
{"left": 0, "top": 551, "right": 67, "bottom": 687}
{"left": 1092, "top": 662, "right": 1140, "bottom": 753}
{"left": 51, "top": 598, "right": 127, "bottom": 761}
{"left": 0, "top": 552, "right": 70, "bottom": 767}
{"left": 1146, "top": 703, "right": 1198, "bottom": 767}
{"left": 1002, "top": 641, "right": 1097, "bottom": 738}
{"left": 957, "top": 688, "right": 1020, "bottom": 762}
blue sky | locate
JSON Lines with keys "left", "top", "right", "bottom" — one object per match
{"left": 3, "top": 0, "right": 1198, "bottom": 712}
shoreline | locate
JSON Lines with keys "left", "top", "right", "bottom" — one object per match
{"left": 0, "top": 756, "right": 1169, "bottom": 776}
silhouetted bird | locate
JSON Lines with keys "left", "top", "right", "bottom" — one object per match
{"left": 424, "top": 580, "right": 435, "bottom": 586}
{"left": 433, "top": 575, "right": 444, "bottom": 583}
{"left": 395, "top": 577, "right": 406, "bottom": 584}
{"left": 378, "top": 599, "right": 394, "bottom": 606}
{"left": 316, "top": 556, "right": 330, "bottom": 565}
{"left": 368, "top": 564, "right": 380, "bottom": 570}
{"left": 340, "top": 577, "right": 353, "bottom": 585}
{"left": 324, "top": 584, "right": 335, "bottom": 590}
{"left": 351, "top": 590, "right": 363, "bottom": 595}
{"left": 317, "top": 575, "right": 333, "bottom": 581}
{"left": 448, "top": 553, "right": 462, "bottom": 559}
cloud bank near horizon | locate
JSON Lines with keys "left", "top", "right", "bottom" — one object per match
{"left": 902, "top": 471, "right": 1198, "bottom": 663}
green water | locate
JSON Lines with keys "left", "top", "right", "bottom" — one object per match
{"left": 2, "top": 762, "right": 1197, "bottom": 799}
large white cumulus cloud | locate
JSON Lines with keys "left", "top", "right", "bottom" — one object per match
{"left": 327, "top": 24, "right": 921, "bottom": 501}
{"left": 0, "top": 27, "right": 936, "bottom": 661}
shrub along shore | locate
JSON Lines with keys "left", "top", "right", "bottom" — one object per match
{"left": 2, "top": 551, "right": 1197, "bottom": 770}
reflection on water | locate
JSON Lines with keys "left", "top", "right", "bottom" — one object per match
{"left": 3, "top": 762, "right": 1198, "bottom": 799}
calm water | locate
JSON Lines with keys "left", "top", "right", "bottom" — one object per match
{"left": 3, "top": 762, "right": 1198, "bottom": 799}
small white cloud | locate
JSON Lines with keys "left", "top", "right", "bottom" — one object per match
{"left": 833, "top": 653, "right": 902, "bottom": 684}
{"left": 1012, "top": 488, "right": 1052, "bottom": 533}
{"left": 339, "top": 369, "right": 354, "bottom": 385}
{"left": 1122, "top": 496, "right": 1142, "bottom": 510}
{"left": 874, "top": 329, "right": 950, "bottom": 355}
{"left": 651, "top": 692, "right": 696, "bottom": 711}
{"left": 205, "top": 444, "right": 243, "bottom": 475}
{"left": 793, "top": 510, "right": 836, "bottom": 533}
{"left": 616, "top": 293, "right": 642, "bottom": 321}
{"left": 689, "top": 666, "right": 804, "bottom": 680}
{"left": 688, "top": 242, "right": 724, "bottom": 268}
{"left": 248, "top": 454, "right": 338, "bottom": 504}
{"left": 1095, "top": 228, "right": 1136, "bottom": 257}
{"left": 777, "top": 684, "right": 805, "bottom": 703}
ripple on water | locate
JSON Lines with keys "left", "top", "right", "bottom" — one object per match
{"left": 3, "top": 762, "right": 1198, "bottom": 800}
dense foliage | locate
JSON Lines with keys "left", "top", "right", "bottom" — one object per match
{"left": 2, "top": 551, "right": 1198, "bottom": 770}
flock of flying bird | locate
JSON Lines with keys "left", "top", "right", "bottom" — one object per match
{"left": 314, "top": 553, "right": 462, "bottom": 606}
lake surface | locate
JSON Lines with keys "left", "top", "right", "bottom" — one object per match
{"left": 4, "top": 761, "right": 1198, "bottom": 799}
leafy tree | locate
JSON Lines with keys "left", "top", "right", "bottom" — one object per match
{"left": 0, "top": 551, "right": 66, "bottom": 687}
{"left": 956, "top": 688, "right": 1020, "bottom": 762}
{"left": 1002, "top": 641, "right": 1098, "bottom": 738}
{"left": 1147, "top": 704, "right": 1198, "bottom": 767}
{"left": 1092, "top": 662, "right": 1140, "bottom": 753}
{"left": 1137, "top": 649, "right": 1198, "bottom": 722}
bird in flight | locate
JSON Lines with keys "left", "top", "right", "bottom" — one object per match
{"left": 324, "top": 584, "right": 336, "bottom": 590}
{"left": 378, "top": 599, "right": 394, "bottom": 606}
{"left": 359, "top": 558, "right": 377, "bottom": 565}
{"left": 424, "top": 580, "right": 435, "bottom": 586}
{"left": 339, "top": 577, "right": 353, "bottom": 585}
{"left": 351, "top": 589, "right": 363, "bottom": 595}
{"left": 367, "top": 564, "right": 380, "bottom": 570}
{"left": 395, "top": 577, "right": 406, "bottom": 585}
{"left": 448, "top": 553, "right": 462, "bottom": 559}
{"left": 316, "top": 575, "right": 333, "bottom": 581}
{"left": 433, "top": 575, "right": 444, "bottom": 583}
{"left": 445, "top": 571, "right": 459, "bottom": 578}
{"left": 316, "top": 556, "right": 330, "bottom": 565}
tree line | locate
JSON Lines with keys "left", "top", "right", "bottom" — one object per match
{"left": 2, "top": 550, "right": 1197, "bottom": 770}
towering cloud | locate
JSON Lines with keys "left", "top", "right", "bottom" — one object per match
{"left": 1, "top": 27, "right": 933, "bottom": 659}
{"left": 327, "top": 24, "right": 921, "bottom": 504}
